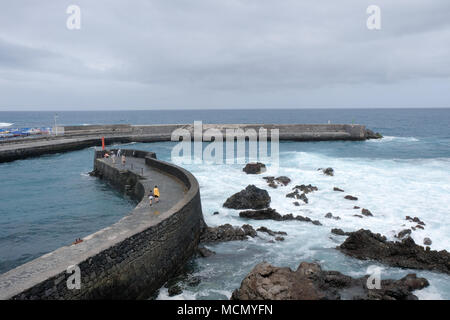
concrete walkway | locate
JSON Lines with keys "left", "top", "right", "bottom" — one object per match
{"left": 99, "top": 155, "right": 186, "bottom": 217}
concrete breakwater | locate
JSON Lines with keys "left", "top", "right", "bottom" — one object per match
{"left": 0, "top": 123, "right": 370, "bottom": 163}
{"left": 0, "top": 149, "right": 204, "bottom": 299}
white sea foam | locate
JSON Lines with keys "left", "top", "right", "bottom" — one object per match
{"left": 368, "top": 136, "right": 419, "bottom": 143}
{"left": 159, "top": 147, "right": 450, "bottom": 300}
{"left": 0, "top": 122, "right": 13, "bottom": 128}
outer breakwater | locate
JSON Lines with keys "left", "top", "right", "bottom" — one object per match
{"left": 0, "top": 123, "right": 368, "bottom": 163}
{"left": 0, "top": 149, "right": 204, "bottom": 299}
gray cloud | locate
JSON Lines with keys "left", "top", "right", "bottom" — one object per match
{"left": 0, "top": 0, "right": 449, "bottom": 110}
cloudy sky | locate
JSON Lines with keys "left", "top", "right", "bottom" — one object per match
{"left": 0, "top": 0, "right": 449, "bottom": 110}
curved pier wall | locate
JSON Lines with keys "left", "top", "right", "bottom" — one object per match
{"left": 0, "top": 150, "right": 203, "bottom": 300}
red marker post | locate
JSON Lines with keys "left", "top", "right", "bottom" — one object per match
{"left": 101, "top": 137, "right": 105, "bottom": 150}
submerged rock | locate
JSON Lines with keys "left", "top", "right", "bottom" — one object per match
{"left": 331, "top": 228, "right": 351, "bottom": 236}
{"left": 243, "top": 162, "right": 266, "bottom": 174}
{"left": 424, "top": 238, "right": 432, "bottom": 246}
{"left": 325, "top": 212, "right": 341, "bottom": 220}
{"left": 333, "top": 187, "right": 344, "bottom": 192}
{"left": 293, "top": 184, "right": 318, "bottom": 194}
{"left": 196, "top": 247, "right": 216, "bottom": 258}
{"left": 231, "top": 261, "right": 428, "bottom": 300}
{"left": 257, "top": 226, "right": 287, "bottom": 237}
{"left": 286, "top": 189, "right": 309, "bottom": 203}
{"left": 406, "top": 216, "right": 426, "bottom": 226}
{"left": 396, "top": 229, "right": 412, "bottom": 239}
{"left": 200, "top": 224, "right": 257, "bottom": 243}
{"left": 344, "top": 195, "right": 358, "bottom": 201}
{"left": 361, "top": 208, "right": 373, "bottom": 217}
{"left": 338, "top": 229, "right": 450, "bottom": 274}
{"left": 318, "top": 167, "right": 334, "bottom": 176}
{"left": 223, "top": 185, "right": 271, "bottom": 209}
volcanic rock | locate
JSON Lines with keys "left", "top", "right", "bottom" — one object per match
{"left": 338, "top": 229, "right": 450, "bottom": 274}
{"left": 223, "top": 185, "right": 271, "bottom": 209}
{"left": 200, "top": 224, "right": 257, "bottom": 243}
{"left": 231, "top": 261, "right": 428, "bottom": 300}
{"left": 243, "top": 162, "right": 266, "bottom": 174}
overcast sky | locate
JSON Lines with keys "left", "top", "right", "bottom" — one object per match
{"left": 0, "top": 0, "right": 449, "bottom": 110}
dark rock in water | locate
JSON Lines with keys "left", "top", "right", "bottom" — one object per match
{"left": 396, "top": 229, "right": 412, "bottom": 239}
{"left": 366, "top": 129, "right": 383, "bottom": 140}
{"left": 331, "top": 228, "right": 351, "bottom": 236}
{"left": 415, "top": 225, "right": 424, "bottom": 230}
{"left": 353, "top": 215, "right": 363, "bottom": 218}
{"left": 239, "top": 208, "right": 322, "bottom": 226}
{"left": 239, "top": 208, "right": 282, "bottom": 220}
{"left": 424, "top": 238, "right": 432, "bottom": 246}
{"left": 264, "top": 176, "right": 291, "bottom": 188}
{"left": 213, "top": 211, "right": 219, "bottom": 215}
{"left": 275, "top": 176, "right": 291, "bottom": 186}
{"left": 243, "top": 162, "right": 266, "bottom": 174}
{"left": 223, "top": 185, "right": 271, "bottom": 209}
{"left": 293, "top": 201, "right": 300, "bottom": 206}
{"left": 344, "top": 195, "right": 358, "bottom": 201}
{"left": 353, "top": 206, "right": 360, "bottom": 209}
{"left": 299, "top": 193, "right": 309, "bottom": 204}
{"left": 168, "top": 285, "right": 183, "bottom": 297}
{"left": 257, "top": 226, "right": 287, "bottom": 237}
{"left": 231, "top": 261, "right": 428, "bottom": 300}
{"left": 338, "top": 229, "right": 450, "bottom": 274}
{"left": 361, "top": 208, "right": 373, "bottom": 217}
{"left": 406, "top": 216, "right": 426, "bottom": 226}
{"left": 196, "top": 247, "right": 216, "bottom": 258}
{"left": 286, "top": 189, "right": 308, "bottom": 203}
{"left": 275, "top": 236, "right": 285, "bottom": 242}
{"left": 318, "top": 167, "right": 334, "bottom": 176}
{"left": 325, "top": 212, "right": 341, "bottom": 220}
{"left": 293, "top": 184, "right": 318, "bottom": 194}
{"left": 333, "top": 187, "right": 344, "bottom": 192}
{"left": 201, "top": 224, "right": 257, "bottom": 243}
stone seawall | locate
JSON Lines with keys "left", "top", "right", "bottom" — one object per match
{"left": 0, "top": 123, "right": 369, "bottom": 163}
{"left": 0, "top": 150, "right": 204, "bottom": 300}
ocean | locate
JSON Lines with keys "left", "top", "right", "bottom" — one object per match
{"left": 0, "top": 108, "right": 449, "bottom": 299}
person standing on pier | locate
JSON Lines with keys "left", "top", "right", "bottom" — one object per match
{"left": 153, "top": 186, "right": 160, "bottom": 203}
{"left": 111, "top": 151, "right": 116, "bottom": 165}
{"left": 121, "top": 154, "right": 126, "bottom": 166}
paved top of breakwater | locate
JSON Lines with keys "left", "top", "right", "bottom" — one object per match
{"left": 0, "top": 123, "right": 370, "bottom": 163}
{"left": 0, "top": 149, "right": 199, "bottom": 299}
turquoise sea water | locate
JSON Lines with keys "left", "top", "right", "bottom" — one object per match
{"left": 0, "top": 109, "right": 449, "bottom": 299}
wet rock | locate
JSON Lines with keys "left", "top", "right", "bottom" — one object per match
{"left": 325, "top": 212, "right": 341, "bottom": 220}
{"left": 275, "top": 176, "right": 291, "bottom": 186}
{"left": 424, "top": 238, "right": 432, "bottom": 246}
{"left": 318, "top": 167, "right": 334, "bottom": 176}
{"left": 344, "top": 195, "right": 358, "bottom": 201}
{"left": 293, "top": 184, "right": 318, "bottom": 194}
{"left": 286, "top": 189, "right": 309, "bottom": 203}
{"left": 293, "top": 201, "right": 300, "bottom": 206}
{"left": 239, "top": 208, "right": 322, "bottom": 226}
{"left": 415, "top": 225, "right": 424, "bottom": 230}
{"left": 243, "top": 162, "right": 266, "bottom": 174}
{"left": 168, "top": 285, "right": 183, "bottom": 297}
{"left": 223, "top": 185, "right": 271, "bottom": 209}
{"left": 366, "top": 129, "right": 383, "bottom": 140}
{"left": 231, "top": 261, "right": 428, "bottom": 300}
{"left": 213, "top": 211, "right": 219, "bottom": 215}
{"left": 406, "top": 216, "right": 426, "bottom": 226}
{"left": 338, "top": 229, "right": 450, "bottom": 274}
{"left": 353, "top": 206, "right": 360, "bottom": 209}
{"left": 361, "top": 208, "right": 373, "bottom": 217}
{"left": 333, "top": 187, "right": 344, "bottom": 192}
{"left": 396, "top": 229, "right": 412, "bottom": 239}
{"left": 275, "top": 237, "right": 285, "bottom": 242}
{"left": 353, "top": 215, "right": 363, "bottom": 218}
{"left": 331, "top": 228, "right": 351, "bottom": 236}
{"left": 196, "top": 247, "right": 216, "bottom": 258}
{"left": 257, "top": 226, "right": 287, "bottom": 237}
{"left": 200, "top": 224, "right": 257, "bottom": 243}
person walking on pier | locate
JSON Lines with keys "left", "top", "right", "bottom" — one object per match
{"left": 148, "top": 191, "right": 154, "bottom": 206}
{"left": 121, "top": 154, "right": 126, "bottom": 166}
{"left": 153, "top": 186, "right": 160, "bottom": 203}
{"left": 111, "top": 151, "right": 116, "bottom": 165}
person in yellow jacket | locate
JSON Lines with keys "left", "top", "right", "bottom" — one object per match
{"left": 153, "top": 186, "right": 160, "bottom": 203}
